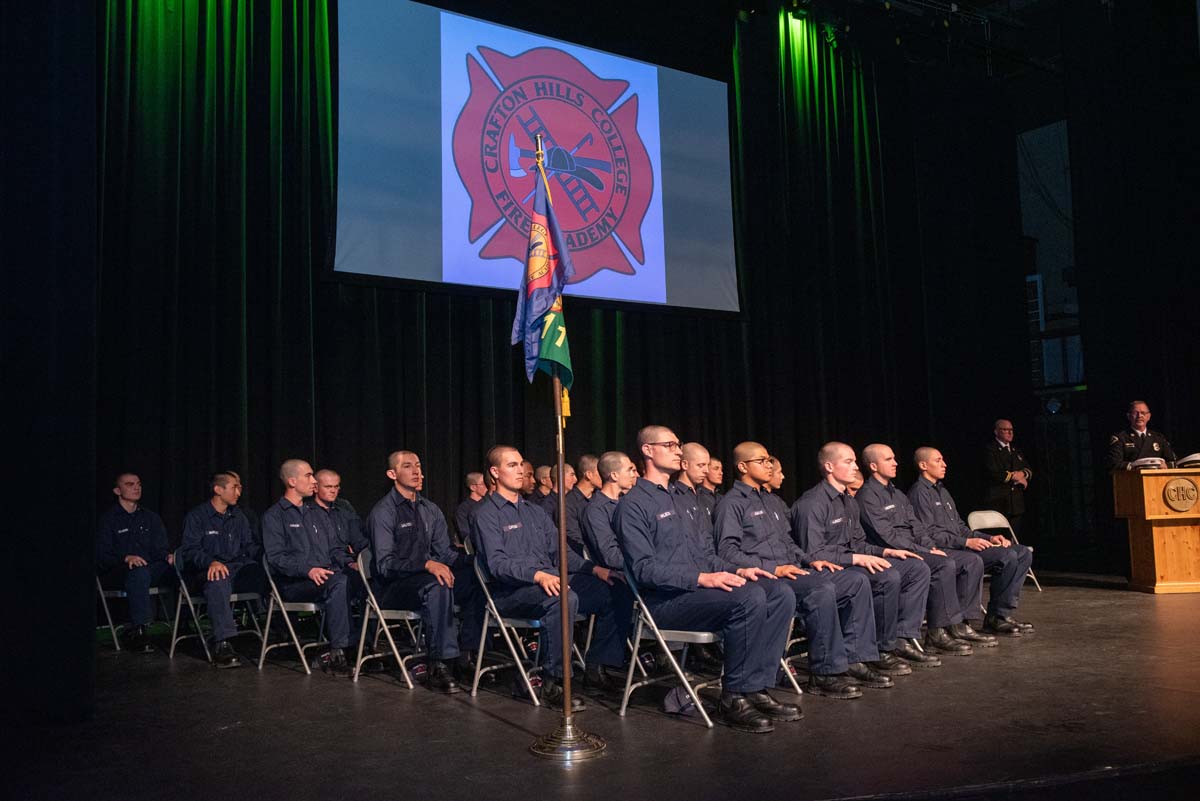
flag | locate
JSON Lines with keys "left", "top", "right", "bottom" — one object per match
{"left": 510, "top": 162, "right": 575, "bottom": 390}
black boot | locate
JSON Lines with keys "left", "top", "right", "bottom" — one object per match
{"left": 846, "top": 662, "right": 894, "bottom": 689}
{"left": 540, "top": 676, "right": 586, "bottom": 712}
{"left": 805, "top": 673, "right": 862, "bottom": 699}
{"left": 583, "top": 664, "right": 620, "bottom": 693}
{"left": 982, "top": 614, "right": 1022, "bottom": 637}
{"left": 129, "top": 625, "right": 155, "bottom": 654}
{"left": 892, "top": 639, "right": 941, "bottom": 668}
{"left": 212, "top": 640, "right": 242, "bottom": 669}
{"left": 326, "top": 647, "right": 352, "bottom": 676}
{"left": 425, "top": 660, "right": 461, "bottom": 693}
{"left": 868, "top": 651, "right": 913, "bottom": 675}
{"left": 717, "top": 693, "right": 774, "bottom": 733}
{"left": 925, "top": 627, "right": 973, "bottom": 655}
{"left": 745, "top": 690, "right": 802, "bottom": 722}
{"left": 950, "top": 621, "right": 998, "bottom": 647}
{"left": 999, "top": 615, "right": 1035, "bottom": 633}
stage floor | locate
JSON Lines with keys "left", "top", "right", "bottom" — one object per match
{"left": 16, "top": 586, "right": 1200, "bottom": 800}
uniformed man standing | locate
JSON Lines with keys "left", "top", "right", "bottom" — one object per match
{"left": 262, "top": 459, "right": 358, "bottom": 676}
{"left": 717, "top": 445, "right": 878, "bottom": 698}
{"left": 1107, "top": 400, "right": 1177, "bottom": 471}
{"left": 615, "top": 426, "right": 799, "bottom": 733}
{"left": 472, "top": 445, "right": 630, "bottom": 708}
{"left": 792, "top": 443, "right": 937, "bottom": 672}
{"left": 367, "top": 450, "right": 477, "bottom": 693}
{"left": 983, "top": 420, "right": 1032, "bottom": 537}
{"left": 554, "top": 454, "right": 599, "bottom": 559}
{"left": 452, "top": 471, "right": 488, "bottom": 548}
{"left": 177, "top": 472, "right": 265, "bottom": 668}
{"left": 858, "top": 444, "right": 995, "bottom": 654}
{"left": 96, "top": 472, "right": 173, "bottom": 653}
{"left": 909, "top": 447, "right": 1034, "bottom": 637}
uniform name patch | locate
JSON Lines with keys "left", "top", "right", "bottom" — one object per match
{"left": 288, "top": 523, "right": 301, "bottom": 528}
{"left": 750, "top": 510, "right": 765, "bottom": 517}
{"left": 657, "top": 510, "right": 674, "bottom": 520}
{"left": 399, "top": 522, "right": 414, "bottom": 528}
{"left": 503, "top": 523, "right": 522, "bottom": 531}
{"left": 117, "top": 528, "right": 129, "bottom": 534}
{"left": 883, "top": 504, "right": 896, "bottom": 510}
{"left": 206, "top": 530, "right": 219, "bottom": 535}
{"left": 831, "top": 517, "right": 844, "bottom": 524}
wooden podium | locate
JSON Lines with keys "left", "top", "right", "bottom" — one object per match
{"left": 1113, "top": 468, "right": 1200, "bottom": 593}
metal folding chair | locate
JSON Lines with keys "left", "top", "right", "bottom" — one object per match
{"left": 258, "top": 555, "right": 327, "bottom": 674}
{"left": 352, "top": 549, "right": 423, "bottom": 687}
{"left": 96, "top": 573, "right": 175, "bottom": 651}
{"left": 169, "top": 559, "right": 263, "bottom": 661}
{"left": 967, "top": 510, "right": 1042, "bottom": 591}
{"left": 618, "top": 572, "right": 721, "bottom": 728}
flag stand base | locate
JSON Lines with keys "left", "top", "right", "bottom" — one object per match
{"left": 528, "top": 715, "right": 607, "bottom": 762}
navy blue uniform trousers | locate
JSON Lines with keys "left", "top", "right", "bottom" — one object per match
{"left": 374, "top": 553, "right": 484, "bottom": 660}
{"left": 100, "top": 560, "right": 174, "bottom": 626}
{"left": 200, "top": 561, "right": 266, "bottom": 642}
{"left": 644, "top": 579, "right": 792, "bottom": 694}
{"left": 492, "top": 573, "right": 631, "bottom": 679}
{"left": 276, "top": 567, "right": 360, "bottom": 649}
{"left": 950, "top": 544, "right": 1031, "bottom": 617}
{"left": 925, "top": 551, "right": 983, "bottom": 628}
{"left": 851, "top": 557, "right": 930, "bottom": 650}
{"left": 783, "top": 568, "right": 878, "bottom": 672}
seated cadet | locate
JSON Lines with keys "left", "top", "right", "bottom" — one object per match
{"left": 792, "top": 443, "right": 937, "bottom": 672}
{"left": 766, "top": 456, "right": 907, "bottom": 681}
{"left": 1107, "top": 400, "right": 1177, "bottom": 471}
{"left": 367, "top": 450, "right": 482, "bottom": 693}
{"left": 677, "top": 443, "right": 717, "bottom": 547}
{"left": 846, "top": 470, "right": 864, "bottom": 497}
{"left": 857, "top": 444, "right": 995, "bottom": 655}
{"left": 697, "top": 457, "right": 725, "bottom": 520}
{"left": 521, "top": 460, "right": 537, "bottom": 499}
{"left": 580, "top": 451, "right": 639, "bottom": 572}
{"left": 177, "top": 472, "right": 265, "bottom": 668}
{"left": 553, "top": 455, "right": 597, "bottom": 558}
{"left": 262, "top": 459, "right": 359, "bottom": 676}
{"left": 533, "top": 464, "right": 553, "bottom": 504}
{"left": 311, "top": 468, "right": 369, "bottom": 555}
{"left": 908, "top": 447, "right": 1035, "bottom": 637}
{"left": 452, "top": 472, "right": 487, "bottom": 549}
{"left": 538, "top": 463, "right": 576, "bottom": 520}
{"left": 616, "top": 426, "right": 799, "bottom": 733}
{"left": 718, "top": 447, "right": 877, "bottom": 698}
{"left": 96, "top": 472, "right": 173, "bottom": 653}
{"left": 472, "top": 445, "right": 631, "bottom": 708}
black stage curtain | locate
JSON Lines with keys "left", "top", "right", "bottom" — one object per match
{"left": 96, "top": 3, "right": 1029, "bottom": 547}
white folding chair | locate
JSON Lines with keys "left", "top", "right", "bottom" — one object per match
{"left": 967, "top": 510, "right": 1042, "bottom": 591}
{"left": 169, "top": 559, "right": 263, "bottom": 661}
{"left": 618, "top": 573, "right": 721, "bottom": 728}
{"left": 352, "top": 549, "right": 423, "bottom": 687}
{"left": 258, "top": 555, "right": 327, "bottom": 674}
{"left": 96, "top": 574, "right": 175, "bottom": 651}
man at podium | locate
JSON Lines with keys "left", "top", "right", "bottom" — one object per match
{"left": 1107, "top": 400, "right": 1176, "bottom": 471}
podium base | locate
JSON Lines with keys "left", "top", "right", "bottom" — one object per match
{"left": 529, "top": 716, "right": 607, "bottom": 762}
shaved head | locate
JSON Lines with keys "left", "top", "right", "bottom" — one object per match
{"left": 387, "top": 450, "right": 417, "bottom": 471}
{"left": 817, "top": 442, "right": 852, "bottom": 473}
{"left": 861, "top": 444, "right": 887, "bottom": 472}
{"left": 732, "top": 441, "right": 766, "bottom": 464}
{"left": 280, "top": 458, "right": 308, "bottom": 482}
{"left": 913, "top": 446, "right": 937, "bottom": 468}
{"left": 315, "top": 468, "right": 339, "bottom": 483}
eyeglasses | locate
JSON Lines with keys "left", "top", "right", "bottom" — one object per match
{"left": 648, "top": 441, "right": 682, "bottom": 451}
{"left": 743, "top": 457, "right": 772, "bottom": 466}
{"left": 1129, "top": 411, "right": 1150, "bottom": 417}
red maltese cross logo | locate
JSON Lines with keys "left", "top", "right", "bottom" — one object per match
{"left": 451, "top": 46, "right": 653, "bottom": 282}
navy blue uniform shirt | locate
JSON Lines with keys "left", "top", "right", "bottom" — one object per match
{"left": 580, "top": 490, "right": 623, "bottom": 569}
{"left": 96, "top": 503, "right": 169, "bottom": 570}
{"left": 553, "top": 485, "right": 592, "bottom": 557}
{"left": 696, "top": 486, "right": 720, "bottom": 526}
{"left": 716, "top": 482, "right": 810, "bottom": 571}
{"left": 856, "top": 478, "right": 935, "bottom": 554}
{"left": 790, "top": 481, "right": 884, "bottom": 567}
{"left": 453, "top": 497, "right": 482, "bottom": 544}
{"left": 263, "top": 497, "right": 344, "bottom": 578}
{"left": 366, "top": 487, "right": 453, "bottom": 579}
{"left": 670, "top": 480, "right": 717, "bottom": 547}
{"left": 615, "top": 478, "right": 735, "bottom": 593}
{"left": 906, "top": 477, "right": 972, "bottom": 549}
{"left": 471, "top": 491, "right": 589, "bottom": 588}
{"left": 177, "top": 501, "right": 259, "bottom": 571}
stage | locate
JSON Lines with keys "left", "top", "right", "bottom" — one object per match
{"left": 14, "top": 585, "right": 1200, "bottom": 800}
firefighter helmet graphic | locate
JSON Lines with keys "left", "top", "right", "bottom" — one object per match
{"left": 451, "top": 46, "right": 654, "bottom": 282}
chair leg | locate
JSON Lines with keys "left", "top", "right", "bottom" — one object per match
{"left": 258, "top": 598, "right": 275, "bottom": 670}
{"left": 619, "top": 617, "right": 645, "bottom": 717}
{"left": 1028, "top": 569, "right": 1043, "bottom": 592}
{"left": 495, "top": 618, "right": 539, "bottom": 706}
{"left": 96, "top": 578, "right": 121, "bottom": 652}
{"left": 277, "top": 599, "right": 312, "bottom": 675}
{"left": 780, "top": 657, "right": 804, "bottom": 696}
{"left": 377, "top": 614, "right": 415, "bottom": 690}
{"left": 646, "top": 622, "right": 714, "bottom": 728}
{"left": 471, "top": 611, "right": 491, "bottom": 697}
{"left": 179, "top": 586, "right": 212, "bottom": 662}
{"left": 169, "top": 590, "right": 183, "bottom": 658}
{"left": 353, "top": 608, "right": 371, "bottom": 682}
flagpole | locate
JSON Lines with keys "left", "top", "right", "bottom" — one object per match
{"left": 528, "top": 136, "right": 605, "bottom": 762}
